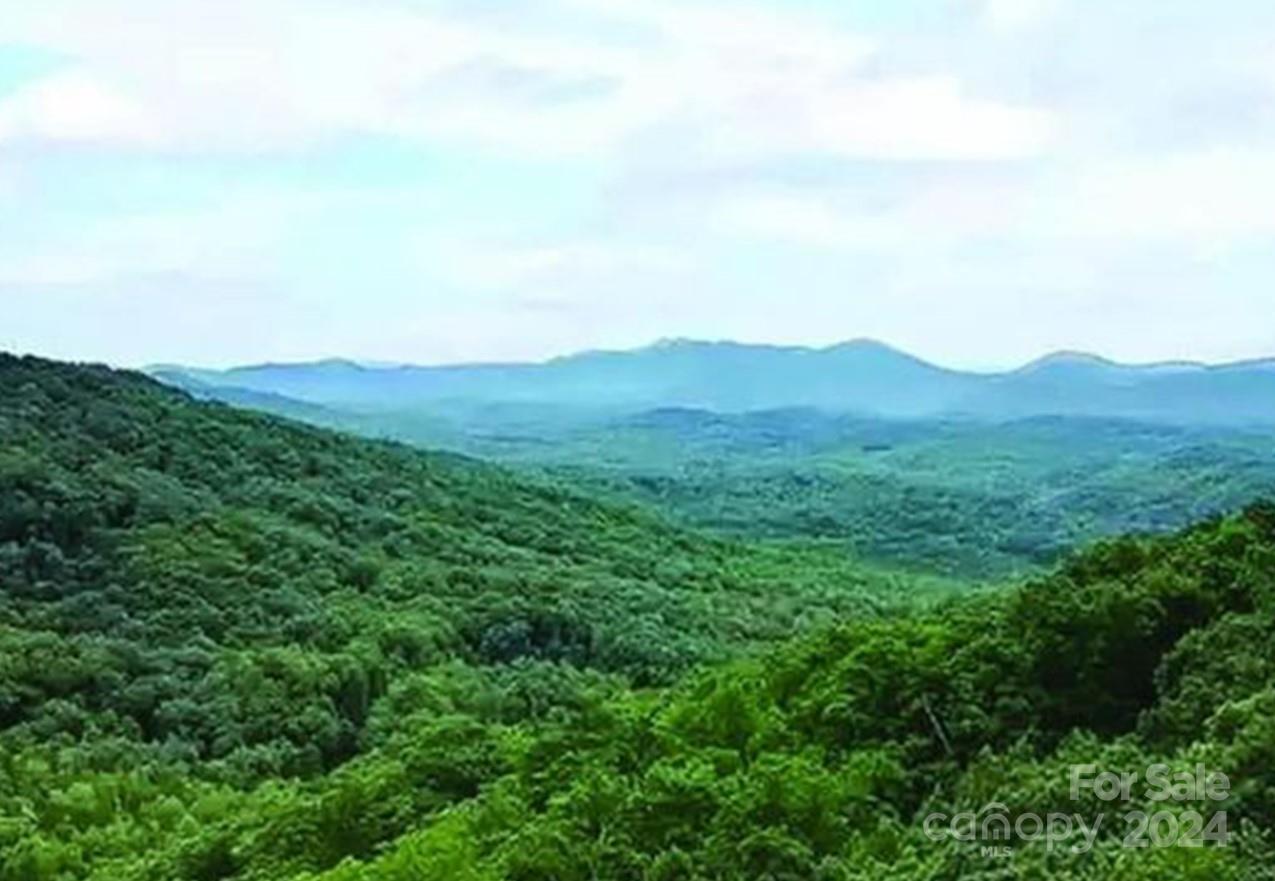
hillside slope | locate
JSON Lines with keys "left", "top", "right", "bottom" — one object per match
{"left": 2, "top": 354, "right": 1273, "bottom": 879}
{"left": 286, "top": 504, "right": 1275, "bottom": 880}
{"left": 141, "top": 373, "right": 1275, "bottom": 577}
{"left": 0, "top": 355, "right": 935, "bottom": 780}
{"left": 525, "top": 411, "right": 1275, "bottom": 577}
{"left": 339, "top": 503, "right": 1275, "bottom": 880}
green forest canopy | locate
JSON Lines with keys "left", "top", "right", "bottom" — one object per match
{"left": 160, "top": 370, "right": 1275, "bottom": 580}
{"left": 2, "top": 354, "right": 1274, "bottom": 879}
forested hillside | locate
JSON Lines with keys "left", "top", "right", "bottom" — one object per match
{"left": 281, "top": 505, "right": 1275, "bottom": 880}
{"left": 3, "top": 355, "right": 1274, "bottom": 879}
{"left": 526, "top": 411, "right": 1275, "bottom": 577}
{"left": 0, "top": 354, "right": 941, "bottom": 880}
{"left": 154, "top": 377, "right": 1275, "bottom": 578}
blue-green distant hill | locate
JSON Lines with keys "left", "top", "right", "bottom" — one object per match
{"left": 151, "top": 339, "right": 1275, "bottom": 425}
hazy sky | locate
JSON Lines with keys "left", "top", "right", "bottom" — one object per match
{"left": 4, "top": 0, "right": 1275, "bottom": 368}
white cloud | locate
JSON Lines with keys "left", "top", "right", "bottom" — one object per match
{"left": 716, "top": 145, "right": 1275, "bottom": 260}
{"left": 434, "top": 237, "right": 688, "bottom": 294}
{"left": 0, "top": 71, "right": 161, "bottom": 145}
{"left": 714, "top": 194, "right": 886, "bottom": 250}
{"left": 703, "top": 74, "right": 1053, "bottom": 162}
{"left": 982, "top": 0, "right": 1060, "bottom": 32}
{"left": 1049, "top": 149, "right": 1275, "bottom": 246}
{"left": 0, "top": 0, "right": 1054, "bottom": 159}
{"left": 0, "top": 1, "right": 489, "bottom": 150}
{"left": 0, "top": 193, "right": 304, "bottom": 286}
{"left": 712, "top": 168, "right": 1032, "bottom": 253}
{"left": 5, "top": 0, "right": 1275, "bottom": 367}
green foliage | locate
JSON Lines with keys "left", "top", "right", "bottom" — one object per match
{"left": 0, "top": 354, "right": 945, "bottom": 879}
{"left": 205, "top": 394, "right": 1275, "bottom": 578}
{"left": 525, "top": 413, "right": 1275, "bottom": 579}
{"left": 275, "top": 503, "right": 1275, "bottom": 881}
{"left": 5, "top": 354, "right": 1275, "bottom": 879}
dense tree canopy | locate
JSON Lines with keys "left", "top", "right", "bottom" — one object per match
{"left": 2, "top": 354, "right": 1272, "bottom": 880}
{"left": 169, "top": 389, "right": 1275, "bottom": 579}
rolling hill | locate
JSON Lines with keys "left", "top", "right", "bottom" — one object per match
{"left": 149, "top": 344, "right": 1275, "bottom": 578}
{"left": 151, "top": 339, "right": 1275, "bottom": 425}
{"left": 4, "top": 353, "right": 1274, "bottom": 880}
{"left": 2, "top": 354, "right": 1275, "bottom": 877}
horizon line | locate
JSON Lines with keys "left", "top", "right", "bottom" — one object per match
{"left": 124, "top": 337, "right": 1275, "bottom": 377}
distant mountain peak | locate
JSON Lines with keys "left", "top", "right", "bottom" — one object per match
{"left": 644, "top": 337, "right": 777, "bottom": 353}
{"left": 1014, "top": 351, "right": 1213, "bottom": 377}
{"left": 824, "top": 338, "right": 910, "bottom": 356}
{"left": 227, "top": 357, "right": 366, "bottom": 375}
{"left": 1015, "top": 351, "right": 1120, "bottom": 374}
{"left": 143, "top": 340, "right": 1275, "bottom": 427}
{"left": 829, "top": 337, "right": 890, "bottom": 348}
{"left": 642, "top": 337, "right": 919, "bottom": 358}
{"left": 649, "top": 337, "right": 705, "bottom": 350}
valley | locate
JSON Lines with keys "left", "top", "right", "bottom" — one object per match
{"left": 155, "top": 342, "right": 1275, "bottom": 579}
{"left": 2, "top": 353, "right": 1273, "bottom": 879}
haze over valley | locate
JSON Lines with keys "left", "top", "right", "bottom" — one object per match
{"left": 150, "top": 339, "right": 1275, "bottom": 577}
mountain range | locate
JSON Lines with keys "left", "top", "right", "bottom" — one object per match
{"left": 149, "top": 338, "right": 1275, "bottom": 425}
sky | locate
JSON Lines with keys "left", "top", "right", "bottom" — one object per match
{"left": 3, "top": 0, "right": 1275, "bottom": 369}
